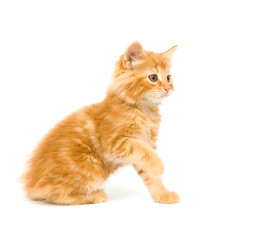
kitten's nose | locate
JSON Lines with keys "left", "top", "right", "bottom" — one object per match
{"left": 164, "top": 87, "right": 170, "bottom": 93}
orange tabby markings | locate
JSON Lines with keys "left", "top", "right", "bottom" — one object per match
{"left": 22, "top": 42, "right": 179, "bottom": 205}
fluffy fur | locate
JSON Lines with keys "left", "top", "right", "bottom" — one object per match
{"left": 22, "top": 42, "right": 179, "bottom": 205}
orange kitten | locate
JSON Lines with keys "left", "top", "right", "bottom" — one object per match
{"left": 22, "top": 42, "right": 179, "bottom": 205}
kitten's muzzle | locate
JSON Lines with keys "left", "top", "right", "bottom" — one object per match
{"left": 164, "top": 87, "right": 170, "bottom": 93}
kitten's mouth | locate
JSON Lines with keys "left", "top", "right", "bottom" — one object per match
{"left": 146, "top": 90, "right": 172, "bottom": 102}
{"left": 161, "top": 91, "right": 170, "bottom": 98}
{"left": 158, "top": 90, "right": 173, "bottom": 99}
{"left": 153, "top": 93, "right": 168, "bottom": 101}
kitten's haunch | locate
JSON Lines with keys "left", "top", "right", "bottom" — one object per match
{"left": 22, "top": 42, "right": 179, "bottom": 205}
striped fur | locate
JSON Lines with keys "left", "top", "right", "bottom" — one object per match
{"left": 22, "top": 42, "right": 179, "bottom": 204}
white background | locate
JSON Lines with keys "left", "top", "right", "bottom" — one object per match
{"left": 0, "top": 0, "right": 252, "bottom": 239}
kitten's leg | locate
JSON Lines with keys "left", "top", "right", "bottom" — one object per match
{"left": 113, "top": 138, "right": 164, "bottom": 177}
{"left": 27, "top": 182, "right": 108, "bottom": 205}
{"left": 46, "top": 189, "right": 108, "bottom": 205}
{"left": 113, "top": 138, "right": 179, "bottom": 203}
{"left": 26, "top": 153, "right": 109, "bottom": 205}
{"left": 136, "top": 169, "right": 179, "bottom": 204}
{"left": 113, "top": 137, "right": 178, "bottom": 203}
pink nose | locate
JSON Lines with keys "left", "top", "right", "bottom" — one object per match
{"left": 164, "top": 87, "right": 170, "bottom": 93}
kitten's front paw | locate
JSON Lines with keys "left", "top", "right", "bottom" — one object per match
{"left": 153, "top": 191, "right": 180, "bottom": 204}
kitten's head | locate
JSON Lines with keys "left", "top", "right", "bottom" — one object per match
{"left": 108, "top": 41, "right": 177, "bottom": 105}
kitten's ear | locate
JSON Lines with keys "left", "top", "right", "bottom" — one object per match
{"left": 162, "top": 45, "right": 178, "bottom": 61}
{"left": 123, "top": 41, "right": 144, "bottom": 68}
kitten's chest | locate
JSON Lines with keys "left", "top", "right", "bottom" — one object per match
{"left": 134, "top": 112, "right": 160, "bottom": 148}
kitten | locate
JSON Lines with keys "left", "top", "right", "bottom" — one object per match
{"left": 22, "top": 42, "right": 179, "bottom": 205}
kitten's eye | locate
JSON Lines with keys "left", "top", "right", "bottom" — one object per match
{"left": 167, "top": 75, "right": 171, "bottom": 82}
{"left": 148, "top": 74, "right": 158, "bottom": 82}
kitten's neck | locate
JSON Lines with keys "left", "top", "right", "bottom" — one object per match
{"left": 137, "top": 99, "right": 161, "bottom": 114}
{"left": 105, "top": 91, "right": 160, "bottom": 115}
{"left": 105, "top": 91, "right": 136, "bottom": 108}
